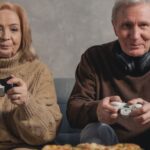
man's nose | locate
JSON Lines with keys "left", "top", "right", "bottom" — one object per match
{"left": 130, "top": 27, "right": 140, "bottom": 40}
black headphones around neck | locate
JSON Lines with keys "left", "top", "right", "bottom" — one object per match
{"left": 114, "top": 45, "right": 150, "bottom": 75}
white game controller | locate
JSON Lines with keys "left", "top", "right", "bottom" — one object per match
{"left": 111, "top": 101, "right": 142, "bottom": 116}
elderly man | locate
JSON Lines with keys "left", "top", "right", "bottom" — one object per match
{"left": 67, "top": 0, "right": 150, "bottom": 149}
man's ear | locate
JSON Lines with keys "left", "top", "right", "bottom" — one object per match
{"left": 112, "top": 20, "right": 118, "bottom": 36}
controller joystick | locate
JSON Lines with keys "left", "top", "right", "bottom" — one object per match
{"left": 111, "top": 101, "right": 142, "bottom": 116}
{"left": 0, "top": 76, "right": 17, "bottom": 97}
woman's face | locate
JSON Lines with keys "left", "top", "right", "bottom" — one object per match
{"left": 0, "top": 9, "right": 21, "bottom": 58}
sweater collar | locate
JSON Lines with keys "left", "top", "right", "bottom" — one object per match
{"left": 0, "top": 50, "right": 23, "bottom": 68}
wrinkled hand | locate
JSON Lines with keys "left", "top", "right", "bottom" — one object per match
{"left": 6, "top": 75, "right": 29, "bottom": 106}
{"left": 118, "top": 98, "right": 150, "bottom": 134}
{"left": 96, "top": 95, "right": 122, "bottom": 124}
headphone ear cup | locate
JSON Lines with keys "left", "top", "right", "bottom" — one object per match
{"left": 139, "top": 52, "right": 150, "bottom": 72}
{"left": 114, "top": 41, "right": 150, "bottom": 75}
{"left": 115, "top": 52, "right": 135, "bottom": 73}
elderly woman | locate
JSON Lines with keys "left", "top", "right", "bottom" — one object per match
{"left": 0, "top": 2, "right": 62, "bottom": 150}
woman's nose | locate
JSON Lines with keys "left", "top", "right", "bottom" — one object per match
{"left": 0, "top": 29, "right": 11, "bottom": 40}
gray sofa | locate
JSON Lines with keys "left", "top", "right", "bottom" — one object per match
{"left": 54, "top": 78, "right": 81, "bottom": 145}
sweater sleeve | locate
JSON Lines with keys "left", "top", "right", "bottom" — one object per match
{"left": 67, "top": 50, "right": 100, "bottom": 129}
{"left": 11, "top": 65, "right": 62, "bottom": 145}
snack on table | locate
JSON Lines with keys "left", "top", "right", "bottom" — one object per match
{"left": 75, "top": 143, "right": 106, "bottom": 150}
{"left": 108, "top": 143, "right": 143, "bottom": 150}
{"left": 42, "top": 144, "right": 72, "bottom": 150}
{"left": 42, "top": 143, "right": 143, "bottom": 150}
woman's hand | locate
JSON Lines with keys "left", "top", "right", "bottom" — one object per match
{"left": 96, "top": 95, "right": 122, "bottom": 124}
{"left": 6, "top": 75, "right": 29, "bottom": 106}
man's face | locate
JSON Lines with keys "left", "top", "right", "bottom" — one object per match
{"left": 113, "top": 4, "right": 150, "bottom": 57}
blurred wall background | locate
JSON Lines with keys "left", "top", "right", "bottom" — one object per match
{"left": 3, "top": 0, "right": 116, "bottom": 78}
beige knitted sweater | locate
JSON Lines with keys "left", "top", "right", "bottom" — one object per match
{"left": 0, "top": 51, "right": 62, "bottom": 150}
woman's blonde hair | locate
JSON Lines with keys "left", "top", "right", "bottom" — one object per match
{"left": 0, "top": 2, "right": 38, "bottom": 61}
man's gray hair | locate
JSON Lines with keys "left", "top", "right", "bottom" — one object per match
{"left": 112, "top": 0, "right": 150, "bottom": 22}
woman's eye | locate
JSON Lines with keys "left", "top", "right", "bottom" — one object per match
{"left": 10, "top": 25, "right": 20, "bottom": 32}
{"left": 11, "top": 28, "right": 18, "bottom": 32}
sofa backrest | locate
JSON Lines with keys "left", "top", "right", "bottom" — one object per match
{"left": 54, "top": 78, "right": 81, "bottom": 145}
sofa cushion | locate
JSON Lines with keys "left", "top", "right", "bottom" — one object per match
{"left": 54, "top": 78, "right": 81, "bottom": 145}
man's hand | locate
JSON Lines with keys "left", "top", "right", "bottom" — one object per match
{"left": 96, "top": 95, "right": 122, "bottom": 124}
{"left": 118, "top": 98, "right": 150, "bottom": 133}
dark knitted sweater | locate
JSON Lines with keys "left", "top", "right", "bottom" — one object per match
{"left": 67, "top": 40, "right": 150, "bottom": 145}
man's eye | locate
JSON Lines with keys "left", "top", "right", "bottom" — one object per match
{"left": 122, "top": 23, "right": 132, "bottom": 29}
{"left": 140, "top": 23, "right": 149, "bottom": 29}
